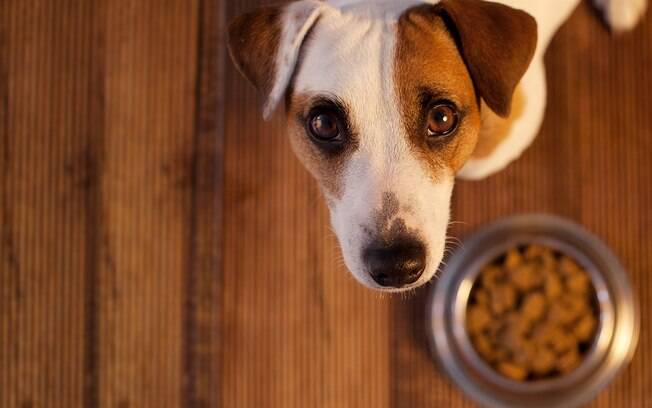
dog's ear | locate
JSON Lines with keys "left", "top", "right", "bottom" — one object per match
{"left": 434, "top": 0, "right": 537, "bottom": 117}
{"left": 227, "top": 1, "right": 323, "bottom": 120}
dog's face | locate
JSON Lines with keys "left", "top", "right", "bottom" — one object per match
{"left": 228, "top": 0, "right": 537, "bottom": 292}
{"left": 285, "top": 8, "right": 480, "bottom": 291}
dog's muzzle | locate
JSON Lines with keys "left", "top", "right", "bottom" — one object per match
{"left": 363, "top": 236, "right": 426, "bottom": 288}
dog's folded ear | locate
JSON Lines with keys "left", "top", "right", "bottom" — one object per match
{"left": 434, "top": 0, "right": 538, "bottom": 117}
{"left": 227, "top": 1, "right": 323, "bottom": 120}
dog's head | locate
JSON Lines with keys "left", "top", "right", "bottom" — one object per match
{"left": 228, "top": 0, "right": 537, "bottom": 292}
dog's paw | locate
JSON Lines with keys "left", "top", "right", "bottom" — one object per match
{"left": 594, "top": 0, "right": 647, "bottom": 31}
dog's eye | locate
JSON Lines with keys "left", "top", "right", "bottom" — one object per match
{"left": 427, "top": 103, "right": 459, "bottom": 137}
{"left": 308, "top": 111, "right": 340, "bottom": 142}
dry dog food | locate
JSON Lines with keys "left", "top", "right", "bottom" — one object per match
{"left": 466, "top": 244, "right": 599, "bottom": 381}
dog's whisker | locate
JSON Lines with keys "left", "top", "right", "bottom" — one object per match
{"left": 445, "top": 235, "right": 463, "bottom": 244}
{"left": 447, "top": 237, "right": 463, "bottom": 244}
{"left": 445, "top": 235, "right": 464, "bottom": 251}
{"left": 378, "top": 292, "right": 389, "bottom": 300}
{"left": 445, "top": 243, "right": 458, "bottom": 250}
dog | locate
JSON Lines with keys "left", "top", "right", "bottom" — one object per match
{"left": 227, "top": 0, "right": 646, "bottom": 292}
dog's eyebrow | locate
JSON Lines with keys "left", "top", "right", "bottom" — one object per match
{"left": 417, "top": 86, "right": 473, "bottom": 120}
{"left": 305, "top": 95, "right": 349, "bottom": 113}
{"left": 294, "top": 94, "right": 353, "bottom": 125}
{"left": 417, "top": 86, "right": 463, "bottom": 106}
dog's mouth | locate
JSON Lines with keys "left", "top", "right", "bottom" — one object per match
{"left": 358, "top": 270, "right": 435, "bottom": 293}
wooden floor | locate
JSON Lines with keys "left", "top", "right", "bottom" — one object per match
{"left": 0, "top": 1, "right": 651, "bottom": 407}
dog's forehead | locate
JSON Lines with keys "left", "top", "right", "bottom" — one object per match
{"left": 294, "top": 10, "right": 394, "bottom": 102}
{"left": 292, "top": 1, "right": 443, "bottom": 125}
{"left": 292, "top": 1, "right": 443, "bottom": 97}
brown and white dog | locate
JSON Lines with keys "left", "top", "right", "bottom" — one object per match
{"left": 227, "top": 0, "right": 646, "bottom": 292}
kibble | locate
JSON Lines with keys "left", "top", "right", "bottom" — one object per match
{"left": 497, "top": 361, "right": 529, "bottom": 381}
{"left": 544, "top": 269, "right": 563, "bottom": 300}
{"left": 466, "top": 244, "right": 599, "bottom": 381}
{"left": 531, "top": 346, "right": 556, "bottom": 375}
{"left": 511, "top": 263, "right": 543, "bottom": 291}
{"left": 521, "top": 292, "right": 546, "bottom": 322}
{"left": 557, "top": 348, "right": 581, "bottom": 374}
{"left": 467, "top": 305, "right": 492, "bottom": 335}
{"left": 490, "top": 283, "right": 517, "bottom": 315}
{"left": 574, "top": 314, "right": 598, "bottom": 342}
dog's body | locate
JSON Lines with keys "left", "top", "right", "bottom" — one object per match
{"left": 228, "top": 0, "right": 646, "bottom": 292}
{"left": 459, "top": 0, "right": 646, "bottom": 179}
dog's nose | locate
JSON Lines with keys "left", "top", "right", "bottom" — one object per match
{"left": 364, "top": 239, "right": 426, "bottom": 287}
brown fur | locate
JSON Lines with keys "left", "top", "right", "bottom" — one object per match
{"left": 395, "top": 7, "right": 482, "bottom": 176}
{"left": 435, "top": 0, "right": 538, "bottom": 117}
{"left": 227, "top": 7, "right": 282, "bottom": 96}
{"left": 472, "top": 86, "right": 526, "bottom": 158}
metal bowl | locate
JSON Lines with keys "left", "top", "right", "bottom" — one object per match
{"left": 426, "top": 214, "right": 639, "bottom": 408}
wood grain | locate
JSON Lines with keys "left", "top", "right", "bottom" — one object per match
{"left": 184, "top": 0, "right": 225, "bottom": 406}
{"left": 0, "top": 2, "right": 95, "bottom": 406}
{"left": 0, "top": 0, "right": 651, "bottom": 407}
{"left": 97, "top": 1, "right": 199, "bottom": 406}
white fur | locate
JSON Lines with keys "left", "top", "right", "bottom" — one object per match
{"left": 259, "top": 0, "right": 646, "bottom": 290}
{"left": 595, "top": 0, "right": 648, "bottom": 31}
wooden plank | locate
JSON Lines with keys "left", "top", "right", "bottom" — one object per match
{"left": 0, "top": 0, "right": 649, "bottom": 406}
{"left": 96, "top": 0, "right": 199, "bottom": 406}
{"left": 0, "top": 1, "right": 96, "bottom": 406}
{"left": 572, "top": 6, "right": 652, "bottom": 407}
{"left": 219, "top": 2, "right": 391, "bottom": 406}
{"left": 183, "top": 0, "right": 226, "bottom": 406}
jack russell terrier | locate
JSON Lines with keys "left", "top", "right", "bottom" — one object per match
{"left": 227, "top": 0, "right": 646, "bottom": 292}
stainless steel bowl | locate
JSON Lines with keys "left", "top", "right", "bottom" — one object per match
{"left": 426, "top": 214, "right": 639, "bottom": 408}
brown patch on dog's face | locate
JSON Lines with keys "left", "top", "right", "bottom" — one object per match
{"left": 395, "top": 6, "right": 482, "bottom": 176}
{"left": 286, "top": 92, "right": 359, "bottom": 200}
{"left": 472, "top": 86, "right": 526, "bottom": 159}
{"left": 370, "top": 192, "right": 424, "bottom": 246}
